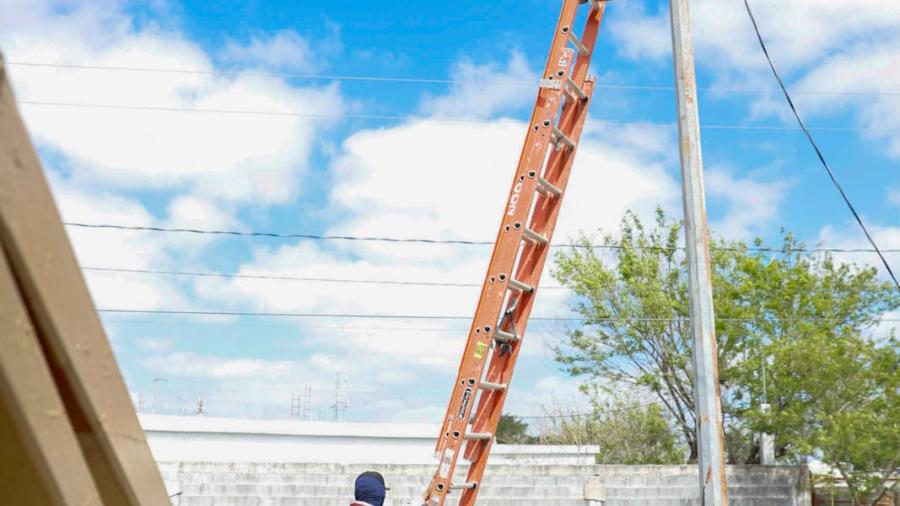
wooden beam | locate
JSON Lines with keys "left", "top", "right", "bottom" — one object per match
{"left": 0, "top": 248, "right": 102, "bottom": 506}
{"left": 0, "top": 53, "right": 169, "bottom": 505}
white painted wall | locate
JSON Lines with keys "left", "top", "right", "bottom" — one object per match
{"left": 140, "top": 414, "right": 599, "bottom": 465}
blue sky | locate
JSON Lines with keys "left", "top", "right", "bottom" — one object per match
{"left": 2, "top": 0, "right": 899, "bottom": 422}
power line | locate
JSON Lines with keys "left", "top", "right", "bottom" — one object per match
{"left": 102, "top": 315, "right": 565, "bottom": 335}
{"left": 18, "top": 100, "right": 861, "bottom": 132}
{"left": 10, "top": 61, "right": 900, "bottom": 97}
{"left": 66, "top": 222, "right": 495, "bottom": 245}
{"left": 65, "top": 222, "right": 900, "bottom": 254}
{"left": 94, "top": 308, "right": 900, "bottom": 323}
{"left": 518, "top": 400, "right": 664, "bottom": 420}
{"left": 743, "top": 0, "right": 900, "bottom": 292}
{"left": 96, "top": 309, "right": 582, "bottom": 320}
{"left": 80, "top": 266, "right": 569, "bottom": 290}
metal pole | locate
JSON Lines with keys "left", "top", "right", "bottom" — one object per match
{"left": 669, "top": 0, "right": 729, "bottom": 504}
{"left": 152, "top": 377, "right": 165, "bottom": 415}
{"left": 760, "top": 360, "right": 774, "bottom": 464}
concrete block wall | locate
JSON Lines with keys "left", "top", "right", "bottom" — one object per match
{"left": 159, "top": 462, "right": 811, "bottom": 506}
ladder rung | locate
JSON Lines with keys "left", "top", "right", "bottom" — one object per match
{"left": 450, "top": 482, "right": 478, "bottom": 490}
{"left": 478, "top": 381, "right": 507, "bottom": 391}
{"left": 523, "top": 227, "right": 548, "bottom": 245}
{"left": 494, "top": 329, "right": 518, "bottom": 343}
{"left": 565, "top": 79, "right": 588, "bottom": 101}
{"left": 508, "top": 278, "right": 533, "bottom": 292}
{"left": 537, "top": 176, "right": 562, "bottom": 197}
{"left": 551, "top": 126, "right": 576, "bottom": 151}
{"left": 464, "top": 432, "right": 493, "bottom": 441}
{"left": 567, "top": 31, "right": 589, "bottom": 56}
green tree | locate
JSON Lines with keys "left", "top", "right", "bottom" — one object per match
{"left": 747, "top": 331, "right": 899, "bottom": 505}
{"left": 536, "top": 398, "right": 683, "bottom": 464}
{"left": 552, "top": 209, "right": 898, "bottom": 499}
{"left": 495, "top": 414, "right": 531, "bottom": 444}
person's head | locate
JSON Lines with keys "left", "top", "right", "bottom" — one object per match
{"left": 354, "top": 471, "right": 386, "bottom": 506}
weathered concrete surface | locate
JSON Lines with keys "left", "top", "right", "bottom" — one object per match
{"left": 158, "top": 462, "right": 811, "bottom": 506}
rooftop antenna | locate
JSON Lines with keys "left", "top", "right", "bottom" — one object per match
{"left": 195, "top": 398, "right": 205, "bottom": 416}
{"left": 302, "top": 384, "right": 312, "bottom": 421}
{"left": 290, "top": 393, "right": 301, "bottom": 418}
{"left": 152, "top": 377, "right": 166, "bottom": 414}
{"left": 330, "top": 373, "right": 350, "bottom": 421}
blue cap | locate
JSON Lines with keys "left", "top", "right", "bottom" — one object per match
{"left": 355, "top": 471, "right": 386, "bottom": 506}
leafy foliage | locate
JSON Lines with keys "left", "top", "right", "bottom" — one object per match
{"left": 552, "top": 209, "right": 899, "bottom": 503}
{"left": 495, "top": 414, "right": 532, "bottom": 444}
{"left": 535, "top": 398, "right": 683, "bottom": 464}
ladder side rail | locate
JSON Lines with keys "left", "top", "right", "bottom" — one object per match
{"left": 462, "top": 3, "right": 607, "bottom": 463}
{"left": 462, "top": 78, "right": 596, "bottom": 467}
{"left": 426, "top": 1, "right": 605, "bottom": 504}
{"left": 429, "top": 66, "right": 569, "bottom": 460}
{"left": 463, "top": 94, "right": 580, "bottom": 462}
{"left": 431, "top": 0, "right": 588, "bottom": 460}
{"left": 459, "top": 83, "right": 596, "bottom": 506}
{"left": 431, "top": 51, "right": 573, "bottom": 460}
{"left": 425, "top": 49, "right": 577, "bottom": 506}
{"left": 432, "top": 67, "right": 554, "bottom": 458}
{"left": 431, "top": 48, "right": 572, "bottom": 457}
{"left": 569, "top": 0, "right": 606, "bottom": 86}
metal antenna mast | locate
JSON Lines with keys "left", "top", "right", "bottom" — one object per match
{"left": 330, "top": 373, "right": 350, "bottom": 421}
{"left": 302, "top": 384, "right": 312, "bottom": 421}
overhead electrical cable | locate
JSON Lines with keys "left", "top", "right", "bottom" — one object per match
{"left": 9, "top": 61, "right": 900, "bottom": 97}
{"left": 79, "top": 266, "right": 569, "bottom": 290}
{"left": 517, "top": 400, "right": 665, "bottom": 420}
{"left": 743, "top": 0, "right": 900, "bottom": 291}
{"left": 65, "top": 222, "right": 900, "bottom": 254}
{"left": 94, "top": 308, "right": 900, "bottom": 323}
{"left": 18, "top": 100, "right": 860, "bottom": 132}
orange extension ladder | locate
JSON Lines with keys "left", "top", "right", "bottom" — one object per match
{"left": 423, "top": 1, "right": 607, "bottom": 504}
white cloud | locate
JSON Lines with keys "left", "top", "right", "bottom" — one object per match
{"left": 789, "top": 41, "right": 900, "bottom": 157}
{"left": 198, "top": 116, "right": 678, "bottom": 320}
{"left": 147, "top": 351, "right": 293, "bottom": 379}
{"left": 50, "top": 175, "right": 189, "bottom": 310}
{"left": 136, "top": 337, "right": 174, "bottom": 353}
{"left": 183, "top": 92, "right": 681, "bottom": 417}
{"left": 162, "top": 194, "right": 240, "bottom": 252}
{"left": 608, "top": 4, "right": 671, "bottom": 63}
{"left": 890, "top": 188, "right": 900, "bottom": 208}
{"left": 503, "top": 374, "right": 591, "bottom": 418}
{"left": 815, "top": 222, "right": 900, "bottom": 338}
{"left": 610, "top": 0, "right": 900, "bottom": 74}
{"left": 221, "top": 30, "right": 316, "bottom": 72}
{"left": 607, "top": 0, "right": 900, "bottom": 159}
{"left": 817, "top": 223, "right": 900, "bottom": 270}
{"left": 705, "top": 168, "right": 788, "bottom": 240}
{"left": 585, "top": 119, "right": 677, "bottom": 163}
{"left": 3, "top": 2, "right": 345, "bottom": 205}
{"left": 419, "top": 51, "right": 537, "bottom": 119}
{"left": 136, "top": 343, "right": 453, "bottom": 420}
{"left": 0, "top": 0, "right": 352, "bottom": 323}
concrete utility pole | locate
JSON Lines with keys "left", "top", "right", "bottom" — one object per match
{"left": 669, "top": 0, "right": 729, "bottom": 504}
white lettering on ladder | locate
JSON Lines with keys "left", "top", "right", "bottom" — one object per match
{"left": 456, "top": 387, "right": 473, "bottom": 420}
{"left": 506, "top": 180, "right": 524, "bottom": 216}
